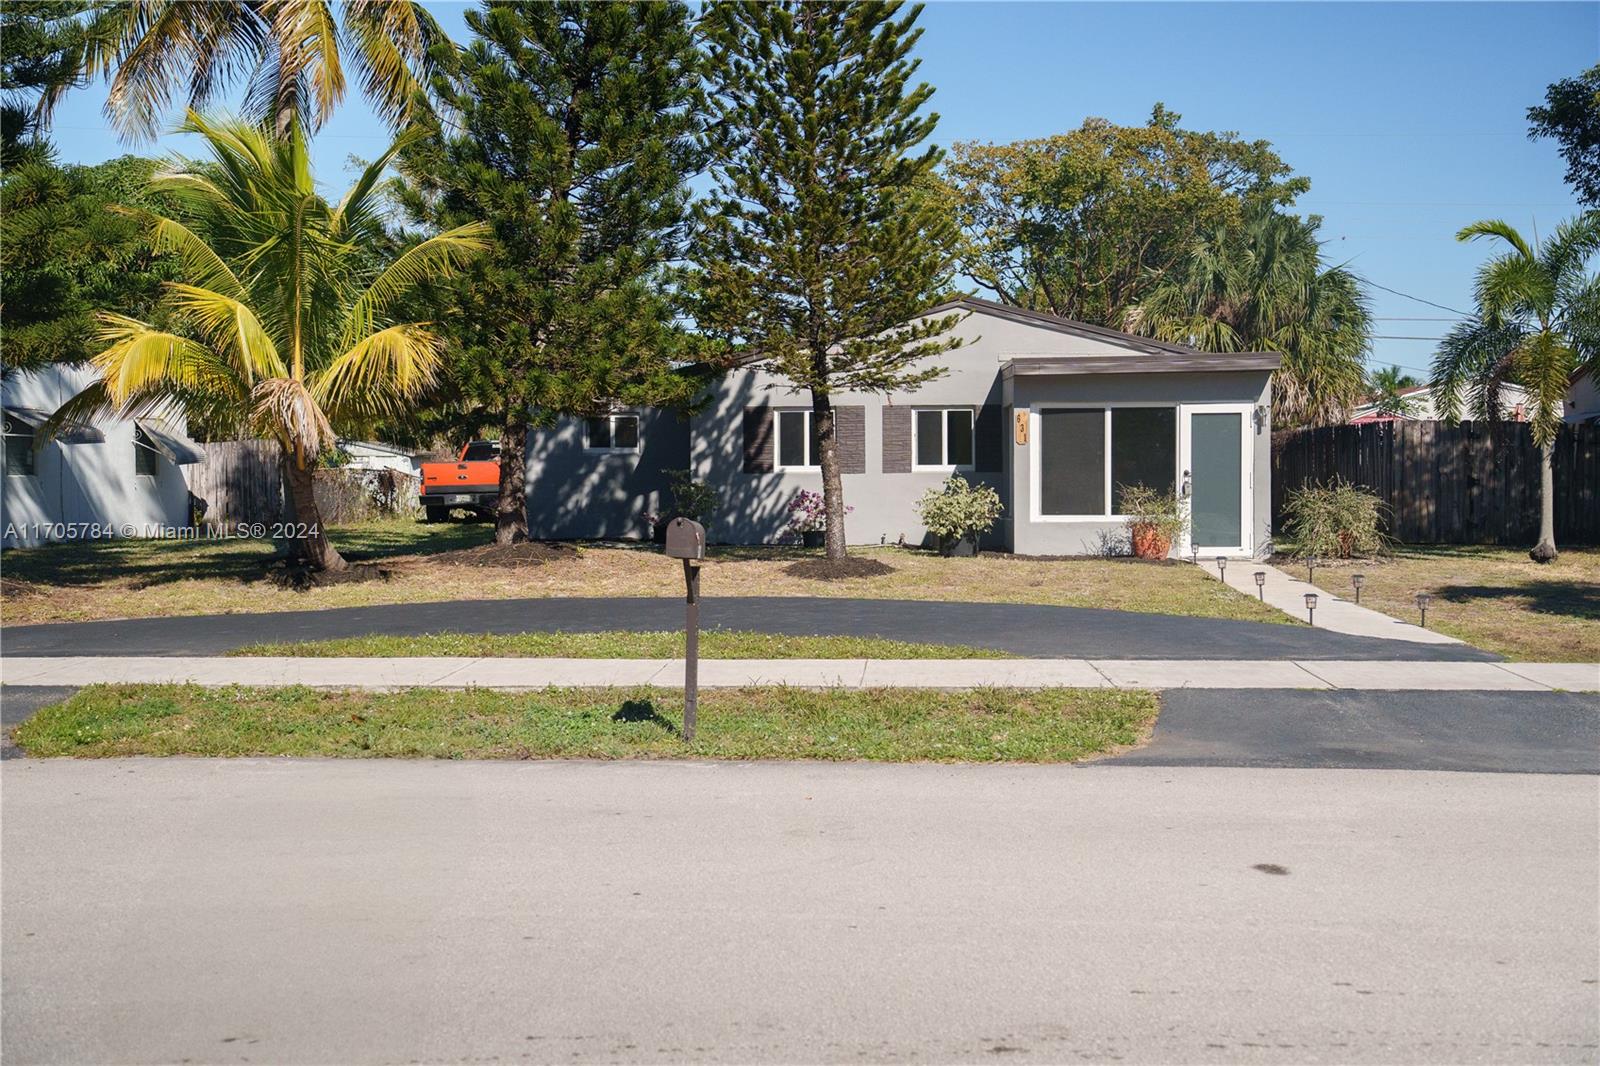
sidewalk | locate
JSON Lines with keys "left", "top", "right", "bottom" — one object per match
{"left": 3, "top": 656, "right": 1594, "bottom": 691}
{"left": 1196, "top": 559, "right": 1460, "bottom": 645}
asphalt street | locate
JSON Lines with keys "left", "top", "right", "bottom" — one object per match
{"left": 0, "top": 595, "right": 1499, "bottom": 660}
{"left": 2, "top": 759, "right": 1595, "bottom": 1065}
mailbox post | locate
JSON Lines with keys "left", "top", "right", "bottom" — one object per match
{"left": 663, "top": 518, "right": 706, "bottom": 741}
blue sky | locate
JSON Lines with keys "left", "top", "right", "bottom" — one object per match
{"left": 41, "top": 1, "right": 1596, "bottom": 378}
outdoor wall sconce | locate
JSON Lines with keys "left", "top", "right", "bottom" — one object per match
{"left": 1215, "top": 556, "right": 1227, "bottom": 580}
{"left": 1351, "top": 573, "right": 1365, "bottom": 604}
{"left": 1253, "top": 404, "right": 1269, "bottom": 432}
{"left": 1304, "top": 592, "right": 1318, "bottom": 624}
{"left": 1253, "top": 571, "right": 1266, "bottom": 600}
{"left": 1416, "top": 592, "right": 1432, "bottom": 628}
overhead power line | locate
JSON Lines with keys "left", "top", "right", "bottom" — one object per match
{"left": 1364, "top": 281, "right": 1471, "bottom": 318}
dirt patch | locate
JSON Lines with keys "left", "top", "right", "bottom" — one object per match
{"left": 782, "top": 556, "right": 897, "bottom": 581}
{"left": 431, "top": 541, "right": 581, "bottom": 569}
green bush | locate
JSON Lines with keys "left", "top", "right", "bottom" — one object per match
{"left": 1281, "top": 478, "right": 1386, "bottom": 559}
{"left": 665, "top": 470, "right": 718, "bottom": 524}
{"left": 915, "top": 475, "right": 1004, "bottom": 552}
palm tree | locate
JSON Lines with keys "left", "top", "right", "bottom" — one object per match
{"left": 60, "top": 112, "right": 488, "bottom": 570}
{"left": 1124, "top": 205, "right": 1372, "bottom": 427}
{"left": 76, "top": 0, "right": 447, "bottom": 142}
{"left": 1365, "top": 365, "right": 1420, "bottom": 417}
{"left": 1432, "top": 213, "right": 1600, "bottom": 562}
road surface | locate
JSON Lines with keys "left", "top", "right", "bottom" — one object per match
{"left": 3, "top": 759, "right": 1595, "bottom": 1064}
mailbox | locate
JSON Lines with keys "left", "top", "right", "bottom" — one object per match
{"left": 664, "top": 517, "right": 706, "bottom": 561}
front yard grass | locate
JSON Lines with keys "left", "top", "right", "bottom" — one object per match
{"left": 12, "top": 683, "right": 1160, "bottom": 762}
{"left": 0, "top": 518, "right": 1287, "bottom": 626}
{"left": 1301, "top": 545, "right": 1600, "bottom": 662}
{"left": 234, "top": 630, "right": 1016, "bottom": 659}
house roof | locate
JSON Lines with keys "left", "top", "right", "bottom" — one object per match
{"left": 926, "top": 294, "right": 1279, "bottom": 364}
{"left": 1004, "top": 352, "right": 1282, "bottom": 377}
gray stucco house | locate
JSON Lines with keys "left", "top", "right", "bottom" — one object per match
{"left": 523, "top": 296, "right": 1279, "bottom": 557}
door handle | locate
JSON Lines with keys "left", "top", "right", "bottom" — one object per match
{"left": 1181, "top": 470, "right": 1192, "bottom": 498}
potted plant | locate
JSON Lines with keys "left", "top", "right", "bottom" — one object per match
{"left": 1119, "top": 484, "right": 1187, "bottom": 560}
{"left": 915, "top": 475, "right": 1004, "bottom": 557}
{"left": 650, "top": 471, "right": 719, "bottom": 544}
{"left": 784, "top": 489, "right": 849, "bottom": 548}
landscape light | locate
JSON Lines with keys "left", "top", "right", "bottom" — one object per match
{"left": 1304, "top": 592, "right": 1318, "bottom": 624}
{"left": 1306, "top": 556, "right": 1317, "bottom": 583}
{"left": 1190, "top": 545, "right": 1199, "bottom": 566}
{"left": 1215, "top": 556, "right": 1227, "bottom": 580}
{"left": 1416, "top": 592, "right": 1432, "bottom": 628}
{"left": 1253, "top": 571, "right": 1266, "bottom": 600}
{"left": 1351, "top": 573, "right": 1365, "bottom": 604}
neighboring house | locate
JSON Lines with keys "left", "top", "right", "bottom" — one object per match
{"left": 524, "top": 296, "right": 1279, "bottom": 557}
{"left": 1348, "top": 383, "right": 1533, "bottom": 424}
{"left": 337, "top": 439, "right": 420, "bottom": 476}
{"left": 1566, "top": 369, "right": 1600, "bottom": 425}
{"left": 2, "top": 364, "right": 204, "bottom": 548}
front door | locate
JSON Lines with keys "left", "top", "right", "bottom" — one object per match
{"left": 1182, "top": 405, "right": 1251, "bottom": 556}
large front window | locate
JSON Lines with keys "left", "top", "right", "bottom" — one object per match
{"left": 1038, "top": 406, "right": 1176, "bottom": 517}
{"left": 913, "top": 408, "right": 974, "bottom": 470}
{"left": 776, "top": 409, "right": 820, "bottom": 470}
{"left": 585, "top": 413, "right": 640, "bottom": 453}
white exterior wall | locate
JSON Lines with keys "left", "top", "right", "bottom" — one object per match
{"left": 2, "top": 365, "right": 191, "bottom": 548}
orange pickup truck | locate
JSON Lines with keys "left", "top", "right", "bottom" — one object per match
{"left": 419, "top": 440, "right": 501, "bottom": 522}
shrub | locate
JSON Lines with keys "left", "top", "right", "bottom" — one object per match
{"left": 1281, "top": 478, "right": 1386, "bottom": 559}
{"left": 665, "top": 470, "right": 717, "bottom": 524}
{"left": 1118, "top": 484, "right": 1187, "bottom": 560}
{"left": 915, "top": 475, "right": 1004, "bottom": 554}
{"left": 784, "top": 489, "right": 851, "bottom": 539}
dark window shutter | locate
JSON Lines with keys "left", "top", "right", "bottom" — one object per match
{"left": 835, "top": 405, "right": 865, "bottom": 474}
{"left": 742, "top": 407, "right": 773, "bottom": 473}
{"left": 882, "top": 405, "right": 912, "bottom": 473}
{"left": 975, "top": 404, "right": 1005, "bottom": 472}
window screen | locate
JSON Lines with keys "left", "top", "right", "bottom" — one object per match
{"left": 1039, "top": 409, "right": 1104, "bottom": 515}
{"left": 4, "top": 425, "right": 35, "bottom": 476}
{"left": 946, "top": 410, "right": 974, "bottom": 467}
{"left": 135, "top": 428, "right": 160, "bottom": 476}
{"left": 778, "top": 411, "right": 812, "bottom": 467}
{"left": 612, "top": 415, "right": 639, "bottom": 449}
{"left": 585, "top": 417, "right": 611, "bottom": 449}
{"left": 1110, "top": 407, "right": 1176, "bottom": 513}
{"left": 915, "top": 410, "right": 944, "bottom": 466}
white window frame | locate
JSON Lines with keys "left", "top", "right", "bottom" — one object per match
{"left": 583, "top": 411, "right": 641, "bottom": 455}
{"left": 1028, "top": 403, "right": 1181, "bottom": 522}
{"left": 911, "top": 407, "right": 976, "bottom": 472}
{"left": 774, "top": 409, "right": 820, "bottom": 471}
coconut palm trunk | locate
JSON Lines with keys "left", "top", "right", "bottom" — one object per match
{"left": 281, "top": 451, "right": 345, "bottom": 571}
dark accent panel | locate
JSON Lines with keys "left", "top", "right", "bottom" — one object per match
{"left": 835, "top": 405, "right": 865, "bottom": 474}
{"left": 742, "top": 407, "right": 773, "bottom": 473}
{"left": 882, "top": 405, "right": 912, "bottom": 473}
{"left": 975, "top": 404, "right": 1004, "bottom": 472}
{"left": 1040, "top": 408, "right": 1105, "bottom": 516}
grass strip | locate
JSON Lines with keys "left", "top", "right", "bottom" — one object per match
{"left": 13, "top": 684, "right": 1158, "bottom": 762}
{"left": 231, "top": 630, "right": 1017, "bottom": 659}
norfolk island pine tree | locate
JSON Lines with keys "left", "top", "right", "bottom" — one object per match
{"left": 692, "top": 0, "right": 964, "bottom": 560}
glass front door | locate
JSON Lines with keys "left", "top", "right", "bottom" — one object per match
{"left": 1183, "top": 407, "right": 1250, "bottom": 554}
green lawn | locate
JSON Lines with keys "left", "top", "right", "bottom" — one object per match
{"left": 234, "top": 630, "right": 1016, "bottom": 659}
{"left": 13, "top": 684, "right": 1159, "bottom": 763}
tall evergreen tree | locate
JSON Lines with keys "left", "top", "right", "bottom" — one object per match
{"left": 694, "top": 0, "right": 962, "bottom": 560}
{"left": 398, "top": 1, "right": 705, "bottom": 545}
{"left": 1, "top": 0, "right": 93, "bottom": 168}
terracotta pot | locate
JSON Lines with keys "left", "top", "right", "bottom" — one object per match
{"left": 1130, "top": 524, "right": 1172, "bottom": 560}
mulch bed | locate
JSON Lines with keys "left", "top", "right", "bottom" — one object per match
{"left": 782, "top": 556, "right": 897, "bottom": 581}
{"left": 431, "top": 541, "right": 580, "bottom": 569}
{"left": 264, "top": 560, "right": 397, "bottom": 591}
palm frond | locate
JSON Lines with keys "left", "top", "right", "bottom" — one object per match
{"left": 1456, "top": 218, "right": 1535, "bottom": 261}
{"left": 251, "top": 376, "right": 336, "bottom": 458}
{"left": 311, "top": 322, "right": 441, "bottom": 423}
{"left": 340, "top": 0, "right": 447, "bottom": 130}
{"left": 338, "top": 222, "right": 490, "bottom": 346}
{"left": 91, "top": 312, "right": 242, "bottom": 406}
{"left": 164, "top": 284, "right": 288, "bottom": 383}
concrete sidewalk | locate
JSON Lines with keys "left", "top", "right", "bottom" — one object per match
{"left": 3, "top": 655, "right": 1594, "bottom": 691}
{"left": 1197, "top": 559, "right": 1460, "bottom": 644}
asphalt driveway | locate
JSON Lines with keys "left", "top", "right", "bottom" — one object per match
{"left": 0, "top": 596, "right": 1500, "bottom": 660}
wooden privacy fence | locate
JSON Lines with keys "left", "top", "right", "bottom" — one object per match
{"left": 183, "top": 440, "right": 421, "bottom": 527}
{"left": 1272, "top": 421, "right": 1600, "bottom": 545}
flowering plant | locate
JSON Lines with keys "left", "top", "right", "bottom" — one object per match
{"left": 784, "top": 489, "right": 850, "bottom": 539}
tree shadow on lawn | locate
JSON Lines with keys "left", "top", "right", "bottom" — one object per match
{"left": 1, "top": 520, "right": 495, "bottom": 593}
{"left": 612, "top": 698, "right": 680, "bottom": 736}
{"left": 1432, "top": 580, "right": 1600, "bottom": 622}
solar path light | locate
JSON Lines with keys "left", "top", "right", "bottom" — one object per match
{"left": 1215, "top": 556, "right": 1227, "bottom": 580}
{"left": 1351, "top": 573, "right": 1365, "bottom": 604}
{"left": 664, "top": 517, "right": 707, "bottom": 741}
{"left": 1415, "top": 592, "right": 1432, "bottom": 628}
{"left": 1253, "top": 571, "right": 1266, "bottom": 600}
{"left": 1304, "top": 592, "right": 1319, "bottom": 625}
{"left": 1306, "top": 556, "right": 1317, "bottom": 583}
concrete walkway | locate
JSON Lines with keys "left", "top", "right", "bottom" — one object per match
{"left": 4, "top": 655, "right": 1594, "bottom": 691}
{"left": 1197, "top": 559, "right": 1460, "bottom": 645}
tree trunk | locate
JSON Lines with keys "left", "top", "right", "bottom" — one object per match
{"left": 1530, "top": 439, "right": 1558, "bottom": 563}
{"left": 281, "top": 451, "right": 346, "bottom": 572}
{"left": 811, "top": 389, "right": 847, "bottom": 560}
{"left": 495, "top": 416, "right": 530, "bottom": 545}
